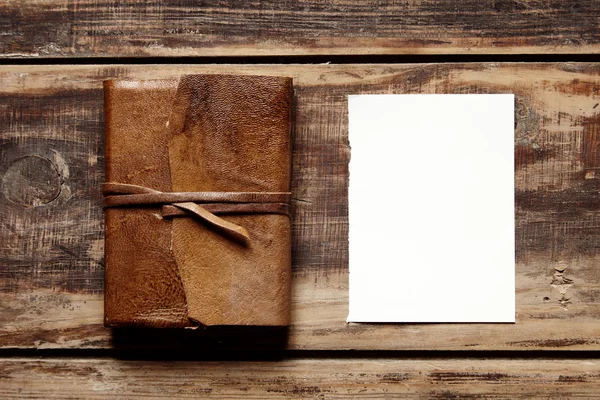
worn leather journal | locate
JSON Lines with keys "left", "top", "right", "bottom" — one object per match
{"left": 103, "top": 75, "right": 293, "bottom": 327}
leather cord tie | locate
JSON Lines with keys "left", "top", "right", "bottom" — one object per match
{"left": 103, "top": 183, "right": 291, "bottom": 242}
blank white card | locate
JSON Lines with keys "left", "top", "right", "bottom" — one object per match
{"left": 347, "top": 94, "right": 515, "bottom": 323}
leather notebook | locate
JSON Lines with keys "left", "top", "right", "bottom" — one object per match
{"left": 103, "top": 74, "right": 293, "bottom": 327}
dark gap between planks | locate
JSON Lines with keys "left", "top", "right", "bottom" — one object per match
{"left": 0, "top": 54, "right": 598, "bottom": 66}
{"left": 1, "top": 348, "right": 599, "bottom": 361}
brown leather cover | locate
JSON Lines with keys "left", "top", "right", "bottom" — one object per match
{"left": 103, "top": 75, "right": 293, "bottom": 327}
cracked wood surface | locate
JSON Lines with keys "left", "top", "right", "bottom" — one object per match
{"left": 1, "top": 1, "right": 600, "bottom": 58}
{"left": 1, "top": 63, "right": 600, "bottom": 350}
{"left": 1, "top": 358, "right": 599, "bottom": 398}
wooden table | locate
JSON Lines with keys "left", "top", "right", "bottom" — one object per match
{"left": 1, "top": 2, "right": 599, "bottom": 398}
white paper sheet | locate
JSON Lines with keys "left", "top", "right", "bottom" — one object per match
{"left": 347, "top": 94, "right": 515, "bottom": 323}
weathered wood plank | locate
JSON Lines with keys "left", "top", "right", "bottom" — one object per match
{"left": 1, "top": 358, "right": 599, "bottom": 398}
{"left": 1, "top": 1, "right": 600, "bottom": 58}
{"left": 1, "top": 63, "right": 600, "bottom": 350}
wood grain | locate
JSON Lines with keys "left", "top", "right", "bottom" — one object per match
{"left": 1, "top": 358, "right": 599, "bottom": 398}
{"left": 1, "top": 63, "right": 600, "bottom": 350}
{"left": 1, "top": 1, "right": 600, "bottom": 58}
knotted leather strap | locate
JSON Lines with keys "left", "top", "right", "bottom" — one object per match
{"left": 103, "top": 183, "right": 291, "bottom": 242}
